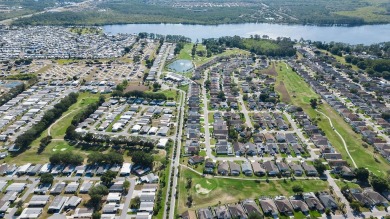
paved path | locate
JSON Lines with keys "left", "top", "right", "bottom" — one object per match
{"left": 48, "top": 109, "right": 77, "bottom": 136}
{"left": 315, "top": 109, "right": 357, "bottom": 168}
{"left": 120, "top": 178, "right": 136, "bottom": 219}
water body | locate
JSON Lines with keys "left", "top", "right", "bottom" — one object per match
{"left": 103, "top": 23, "right": 390, "bottom": 45}
{"left": 168, "top": 59, "right": 194, "bottom": 73}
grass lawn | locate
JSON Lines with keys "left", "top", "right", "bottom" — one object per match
{"left": 335, "top": 180, "right": 361, "bottom": 190}
{"left": 335, "top": 6, "right": 390, "bottom": 23}
{"left": 146, "top": 89, "right": 179, "bottom": 102}
{"left": 178, "top": 43, "right": 194, "bottom": 60}
{"left": 276, "top": 62, "right": 390, "bottom": 177}
{"left": 208, "top": 112, "right": 214, "bottom": 124}
{"left": 48, "top": 92, "right": 101, "bottom": 138}
{"left": 177, "top": 169, "right": 329, "bottom": 214}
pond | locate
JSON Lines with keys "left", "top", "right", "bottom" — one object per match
{"left": 168, "top": 59, "right": 194, "bottom": 73}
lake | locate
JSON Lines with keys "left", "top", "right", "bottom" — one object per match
{"left": 103, "top": 23, "right": 390, "bottom": 45}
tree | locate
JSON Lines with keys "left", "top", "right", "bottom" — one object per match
{"left": 100, "top": 170, "right": 117, "bottom": 186}
{"left": 40, "top": 173, "right": 54, "bottom": 185}
{"left": 248, "top": 212, "right": 263, "bottom": 219}
{"left": 325, "top": 208, "right": 331, "bottom": 216}
{"left": 88, "top": 185, "right": 109, "bottom": 210}
{"left": 65, "top": 124, "right": 77, "bottom": 140}
{"left": 354, "top": 167, "right": 369, "bottom": 182}
{"left": 130, "top": 196, "right": 141, "bottom": 209}
{"left": 243, "top": 94, "right": 248, "bottom": 101}
{"left": 313, "top": 159, "right": 326, "bottom": 175}
{"left": 309, "top": 98, "right": 318, "bottom": 109}
{"left": 292, "top": 185, "right": 304, "bottom": 194}
{"left": 370, "top": 176, "right": 389, "bottom": 193}
{"left": 123, "top": 180, "right": 130, "bottom": 192}
{"left": 350, "top": 201, "right": 361, "bottom": 212}
{"left": 131, "top": 151, "right": 154, "bottom": 168}
{"left": 92, "top": 212, "right": 101, "bottom": 219}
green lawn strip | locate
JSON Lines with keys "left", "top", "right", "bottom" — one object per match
{"left": 208, "top": 112, "right": 214, "bottom": 124}
{"left": 177, "top": 169, "right": 329, "bottom": 214}
{"left": 276, "top": 62, "right": 389, "bottom": 176}
{"left": 154, "top": 158, "right": 172, "bottom": 219}
{"left": 178, "top": 43, "right": 194, "bottom": 60}
{"left": 334, "top": 180, "right": 361, "bottom": 190}
{"left": 49, "top": 92, "right": 100, "bottom": 137}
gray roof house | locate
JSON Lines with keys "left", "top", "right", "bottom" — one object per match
{"left": 228, "top": 203, "right": 247, "bottom": 219}
{"left": 289, "top": 163, "right": 304, "bottom": 176}
{"left": 48, "top": 196, "right": 68, "bottom": 213}
{"left": 251, "top": 162, "right": 266, "bottom": 176}
{"left": 218, "top": 162, "right": 229, "bottom": 176}
{"left": 241, "top": 162, "right": 253, "bottom": 176}
{"left": 241, "top": 199, "right": 262, "bottom": 217}
{"left": 197, "top": 208, "right": 214, "bottom": 219}
{"left": 303, "top": 193, "right": 324, "bottom": 212}
{"left": 301, "top": 162, "right": 318, "bottom": 176}
{"left": 263, "top": 161, "right": 279, "bottom": 176}
{"left": 258, "top": 198, "right": 278, "bottom": 216}
{"left": 214, "top": 205, "right": 231, "bottom": 219}
{"left": 196, "top": 208, "right": 214, "bottom": 219}
{"left": 274, "top": 196, "right": 293, "bottom": 215}
{"left": 229, "top": 162, "right": 241, "bottom": 176}
{"left": 318, "top": 192, "right": 338, "bottom": 210}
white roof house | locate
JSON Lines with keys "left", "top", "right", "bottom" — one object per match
{"left": 157, "top": 138, "right": 169, "bottom": 148}
{"left": 107, "top": 193, "right": 121, "bottom": 203}
{"left": 120, "top": 163, "right": 131, "bottom": 176}
{"left": 131, "top": 124, "right": 142, "bottom": 132}
{"left": 6, "top": 183, "right": 26, "bottom": 193}
{"left": 39, "top": 163, "right": 51, "bottom": 174}
{"left": 16, "top": 163, "right": 32, "bottom": 175}
{"left": 20, "top": 208, "right": 43, "bottom": 219}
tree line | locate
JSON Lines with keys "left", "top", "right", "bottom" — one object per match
{"left": 14, "top": 92, "right": 78, "bottom": 151}
{"left": 65, "top": 95, "right": 105, "bottom": 140}
{"left": 202, "top": 36, "right": 296, "bottom": 57}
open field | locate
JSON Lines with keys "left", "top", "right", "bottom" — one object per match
{"left": 275, "top": 62, "right": 390, "bottom": 177}
{"left": 177, "top": 169, "right": 329, "bottom": 214}
{"left": 335, "top": 6, "right": 390, "bottom": 24}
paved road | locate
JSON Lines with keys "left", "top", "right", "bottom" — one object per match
{"left": 168, "top": 90, "right": 186, "bottom": 219}
{"left": 120, "top": 178, "right": 136, "bottom": 219}
{"left": 315, "top": 109, "right": 357, "bottom": 168}
{"left": 325, "top": 171, "right": 353, "bottom": 218}
{"left": 5, "top": 180, "right": 39, "bottom": 219}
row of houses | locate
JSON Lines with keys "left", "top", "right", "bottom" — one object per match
{"left": 182, "top": 191, "right": 339, "bottom": 219}
{"left": 215, "top": 160, "right": 318, "bottom": 177}
{"left": 184, "top": 82, "right": 202, "bottom": 155}
{"left": 146, "top": 43, "right": 170, "bottom": 81}
{"left": 289, "top": 56, "right": 389, "bottom": 162}
{"left": 0, "top": 85, "right": 74, "bottom": 148}
{"left": 0, "top": 162, "right": 131, "bottom": 177}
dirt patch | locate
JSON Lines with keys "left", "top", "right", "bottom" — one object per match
{"left": 276, "top": 81, "right": 291, "bottom": 103}
{"left": 125, "top": 84, "right": 149, "bottom": 92}
{"left": 195, "top": 184, "right": 212, "bottom": 195}
{"left": 261, "top": 63, "right": 277, "bottom": 77}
